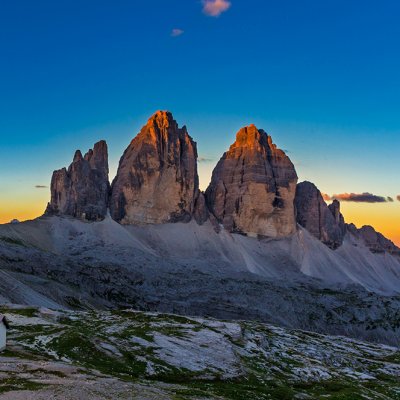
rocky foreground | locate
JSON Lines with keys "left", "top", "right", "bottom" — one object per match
{"left": 0, "top": 305, "right": 399, "bottom": 400}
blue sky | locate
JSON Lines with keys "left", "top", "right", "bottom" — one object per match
{"left": 1, "top": 0, "right": 399, "bottom": 242}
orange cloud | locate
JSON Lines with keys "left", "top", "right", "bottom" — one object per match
{"left": 325, "top": 192, "right": 391, "bottom": 203}
{"left": 202, "top": 0, "right": 231, "bottom": 17}
{"left": 322, "top": 193, "right": 332, "bottom": 201}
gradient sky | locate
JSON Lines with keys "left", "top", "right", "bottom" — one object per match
{"left": 1, "top": 0, "right": 399, "bottom": 245}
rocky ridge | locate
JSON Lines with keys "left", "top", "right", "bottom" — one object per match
{"left": 347, "top": 223, "right": 400, "bottom": 255}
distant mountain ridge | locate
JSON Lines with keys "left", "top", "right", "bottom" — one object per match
{"left": 45, "top": 110, "right": 399, "bottom": 255}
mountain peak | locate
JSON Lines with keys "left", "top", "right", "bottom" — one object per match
{"left": 110, "top": 112, "right": 199, "bottom": 225}
{"left": 233, "top": 124, "right": 264, "bottom": 147}
{"left": 45, "top": 141, "right": 110, "bottom": 221}
{"left": 229, "top": 125, "right": 287, "bottom": 160}
{"left": 147, "top": 110, "right": 175, "bottom": 129}
{"left": 206, "top": 126, "right": 298, "bottom": 238}
{"left": 73, "top": 150, "right": 83, "bottom": 163}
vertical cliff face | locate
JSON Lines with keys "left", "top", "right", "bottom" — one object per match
{"left": 205, "top": 125, "right": 298, "bottom": 237}
{"left": 295, "top": 181, "right": 346, "bottom": 249}
{"left": 45, "top": 141, "right": 109, "bottom": 221}
{"left": 110, "top": 111, "right": 200, "bottom": 224}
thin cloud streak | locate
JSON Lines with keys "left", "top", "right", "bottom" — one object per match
{"left": 324, "top": 192, "right": 391, "bottom": 203}
{"left": 202, "top": 0, "right": 231, "bottom": 17}
{"left": 35, "top": 185, "right": 48, "bottom": 189}
{"left": 322, "top": 193, "right": 331, "bottom": 201}
{"left": 171, "top": 28, "right": 184, "bottom": 37}
{"left": 198, "top": 156, "right": 213, "bottom": 163}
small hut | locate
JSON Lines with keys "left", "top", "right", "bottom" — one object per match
{"left": 0, "top": 315, "right": 9, "bottom": 351}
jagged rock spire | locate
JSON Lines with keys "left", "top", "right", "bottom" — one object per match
{"left": 110, "top": 111, "right": 200, "bottom": 224}
{"left": 295, "top": 181, "right": 346, "bottom": 249}
{"left": 45, "top": 140, "right": 110, "bottom": 221}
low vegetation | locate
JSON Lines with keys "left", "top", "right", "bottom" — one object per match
{"left": 0, "top": 305, "right": 399, "bottom": 399}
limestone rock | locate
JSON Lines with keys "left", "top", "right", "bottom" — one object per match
{"left": 110, "top": 111, "right": 200, "bottom": 224}
{"left": 205, "top": 125, "right": 298, "bottom": 237}
{"left": 193, "top": 192, "right": 209, "bottom": 225}
{"left": 295, "top": 182, "right": 346, "bottom": 249}
{"left": 347, "top": 224, "right": 400, "bottom": 255}
{"left": 328, "top": 199, "right": 346, "bottom": 234}
{"left": 45, "top": 141, "right": 109, "bottom": 221}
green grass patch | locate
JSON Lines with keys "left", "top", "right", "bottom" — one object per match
{"left": 0, "top": 377, "right": 47, "bottom": 394}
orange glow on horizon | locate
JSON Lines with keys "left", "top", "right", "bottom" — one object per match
{"left": 339, "top": 202, "right": 400, "bottom": 247}
{"left": 0, "top": 202, "right": 47, "bottom": 224}
{"left": 0, "top": 190, "right": 48, "bottom": 224}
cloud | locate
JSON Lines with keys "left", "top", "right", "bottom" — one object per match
{"left": 198, "top": 156, "right": 213, "bottom": 163}
{"left": 322, "top": 193, "right": 332, "bottom": 201}
{"left": 331, "top": 192, "right": 391, "bottom": 203}
{"left": 171, "top": 28, "right": 184, "bottom": 37}
{"left": 35, "top": 185, "right": 48, "bottom": 189}
{"left": 202, "top": 0, "right": 231, "bottom": 17}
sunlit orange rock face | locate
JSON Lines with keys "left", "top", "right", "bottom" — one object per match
{"left": 110, "top": 111, "right": 201, "bottom": 224}
{"left": 205, "top": 124, "right": 298, "bottom": 237}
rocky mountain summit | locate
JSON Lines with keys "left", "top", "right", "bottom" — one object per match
{"left": 42, "top": 111, "right": 398, "bottom": 257}
{"left": 295, "top": 181, "right": 346, "bottom": 249}
{"left": 110, "top": 111, "right": 201, "bottom": 225}
{"left": 205, "top": 124, "right": 298, "bottom": 238}
{"left": 45, "top": 140, "right": 109, "bottom": 221}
